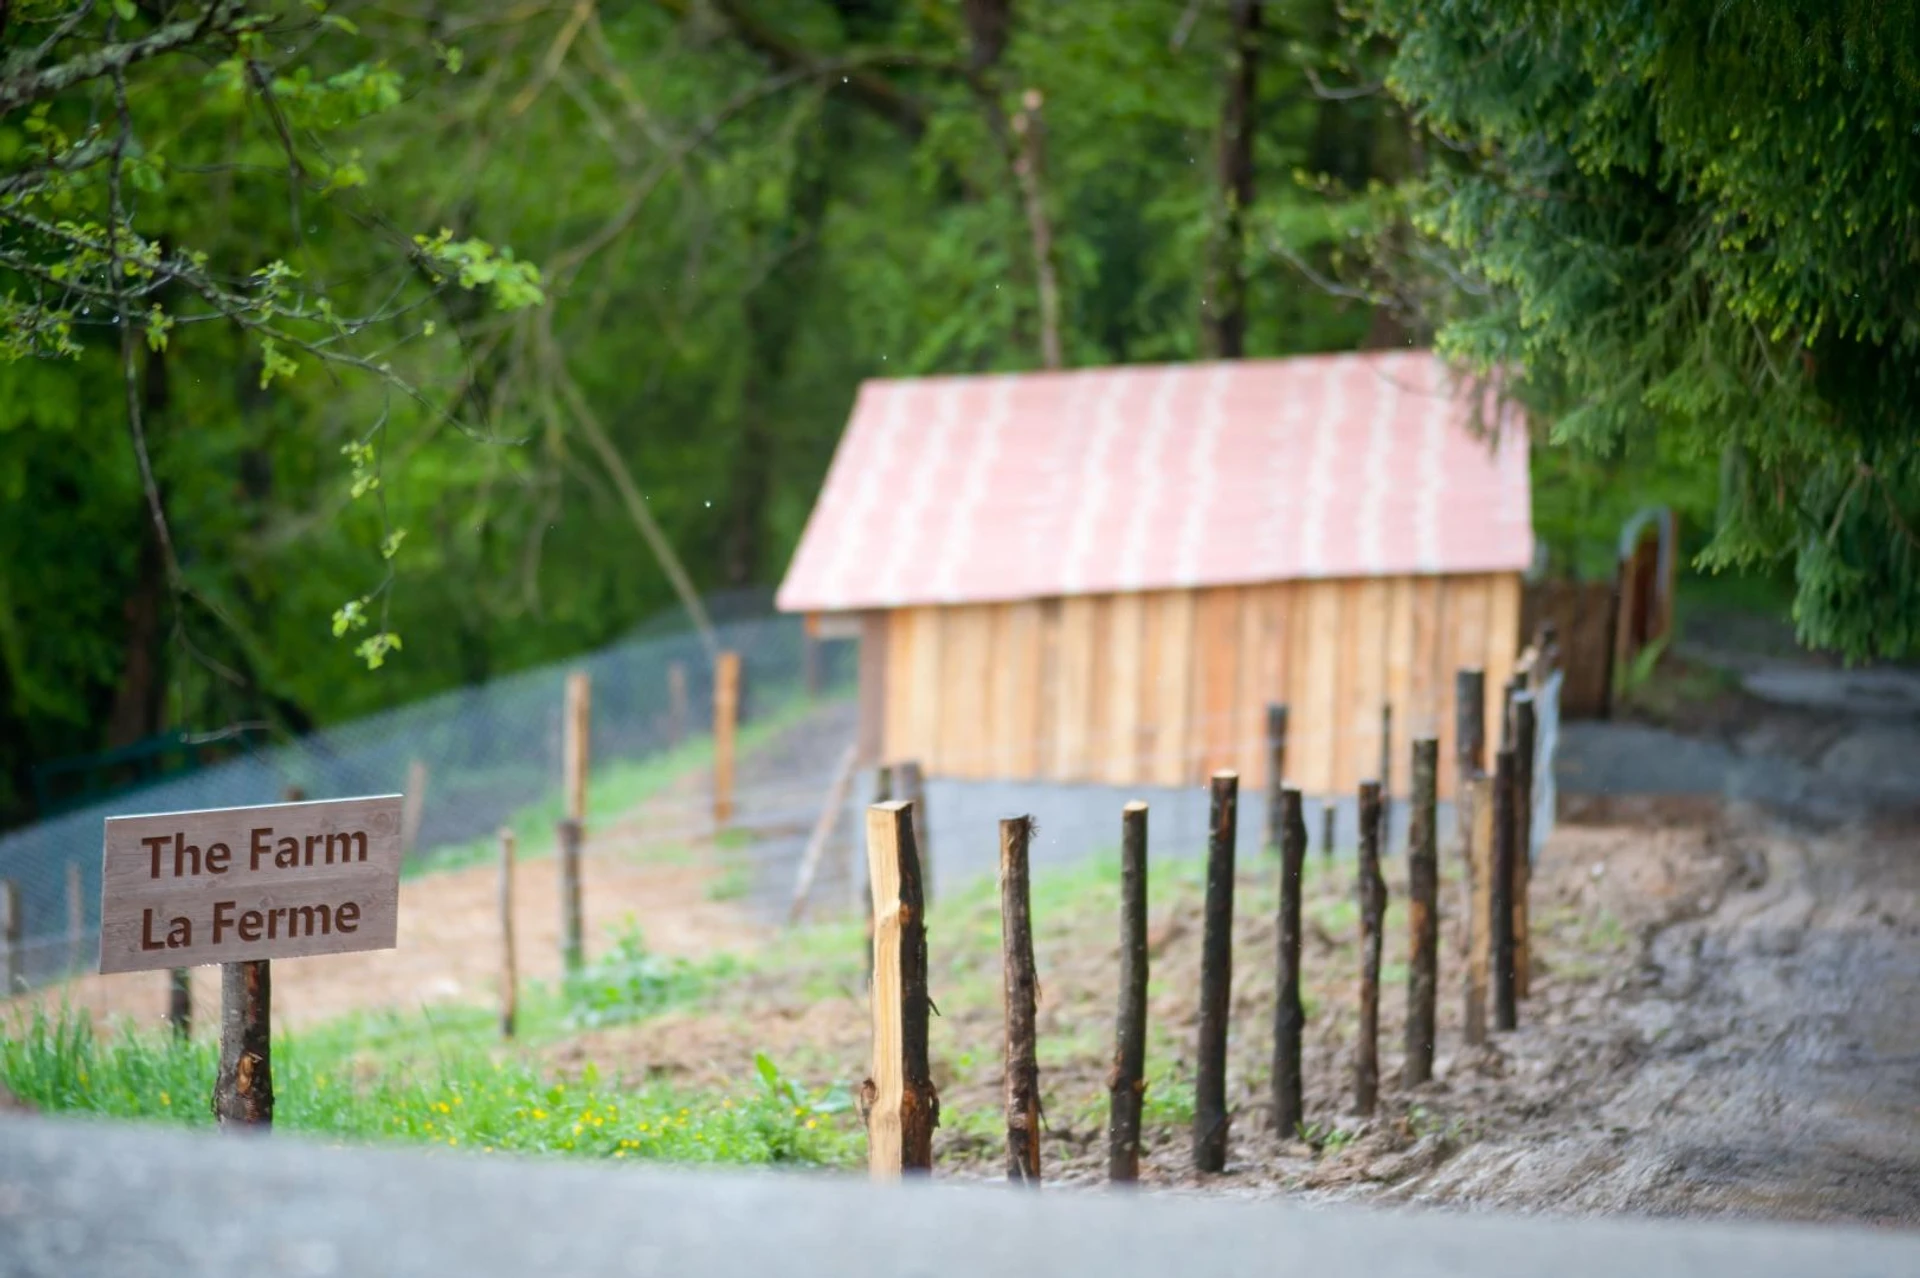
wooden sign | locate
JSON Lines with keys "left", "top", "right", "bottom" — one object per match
{"left": 100, "top": 795, "right": 403, "bottom": 975}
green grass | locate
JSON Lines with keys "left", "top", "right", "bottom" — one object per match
{"left": 1, "top": 1001, "right": 856, "bottom": 1167}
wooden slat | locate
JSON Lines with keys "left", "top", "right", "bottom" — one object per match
{"left": 1052, "top": 595, "right": 1099, "bottom": 781}
{"left": 883, "top": 608, "right": 916, "bottom": 766}
{"left": 938, "top": 607, "right": 994, "bottom": 779}
{"left": 1409, "top": 577, "right": 1444, "bottom": 797}
{"left": 1234, "top": 582, "right": 1289, "bottom": 786}
{"left": 1341, "top": 578, "right": 1390, "bottom": 793}
{"left": 1192, "top": 586, "right": 1243, "bottom": 783}
{"left": 1144, "top": 590, "right": 1195, "bottom": 787}
{"left": 1085, "top": 595, "right": 1115, "bottom": 781}
{"left": 1288, "top": 579, "right": 1342, "bottom": 795}
{"left": 906, "top": 607, "right": 944, "bottom": 773}
{"left": 1103, "top": 593, "right": 1146, "bottom": 784}
{"left": 1035, "top": 599, "right": 1062, "bottom": 780}
{"left": 1385, "top": 577, "right": 1415, "bottom": 799}
{"left": 1485, "top": 572, "right": 1524, "bottom": 742}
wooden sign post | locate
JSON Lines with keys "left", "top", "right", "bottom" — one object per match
{"left": 100, "top": 794, "right": 404, "bottom": 1128}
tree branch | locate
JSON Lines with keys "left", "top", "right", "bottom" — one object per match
{"left": 0, "top": 0, "right": 248, "bottom": 117}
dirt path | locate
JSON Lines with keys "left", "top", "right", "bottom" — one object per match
{"left": 1367, "top": 802, "right": 1920, "bottom": 1224}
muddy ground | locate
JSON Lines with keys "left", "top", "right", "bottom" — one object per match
{"left": 559, "top": 795, "right": 1920, "bottom": 1227}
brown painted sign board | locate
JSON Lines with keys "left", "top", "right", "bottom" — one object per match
{"left": 99, "top": 795, "right": 404, "bottom": 975}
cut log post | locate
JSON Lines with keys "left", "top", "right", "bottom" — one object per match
{"left": 0, "top": 879, "right": 20, "bottom": 993}
{"left": 213, "top": 958, "right": 272, "bottom": 1128}
{"left": 168, "top": 968, "right": 191, "bottom": 1041}
{"left": 667, "top": 661, "right": 690, "bottom": 746}
{"left": 864, "top": 800, "right": 938, "bottom": 1178}
{"left": 1000, "top": 816, "right": 1041, "bottom": 1186}
{"left": 1321, "top": 802, "right": 1336, "bottom": 864}
{"left": 66, "top": 862, "right": 84, "bottom": 974}
{"left": 558, "top": 818, "right": 585, "bottom": 975}
{"left": 1355, "top": 780, "right": 1386, "bottom": 1118}
{"left": 1454, "top": 667, "right": 1487, "bottom": 955}
{"left": 1464, "top": 775, "right": 1494, "bottom": 1046}
{"left": 1455, "top": 668, "right": 1487, "bottom": 785}
{"left": 565, "top": 670, "right": 592, "bottom": 825}
{"left": 712, "top": 651, "right": 741, "bottom": 827}
{"left": 1403, "top": 739, "right": 1441, "bottom": 1087}
{"left": 1108, "top": 801, "right": 1150, "bottom": 1183}
{"left": 1263, "top": 704, "right": 1289, "bottom": 855}
{"left": 1193, "top": 771, "right": 1238, "bottom": 1173}
{"left": 499, "top": 827, "right": 518, "bottom": 1039}
{"left": 1491, "top": 747, "right": 1518, "bottom": 1032}
{"left": 897, "top": 760, "right": 932, "bottom": 903}
{"left": 1271, "top": 788, "right": 1307, "bottom": 1138}
{"left": 788, "top": 744, "right": 860, "bottom": 925}
{"left": 400, "top": 759, "right": 427, "bottom": 858}
{"left": 1511, "top": 692, "right": 1537, "bottom": 1000}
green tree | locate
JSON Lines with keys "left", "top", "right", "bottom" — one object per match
{"left": 1355, "top": 0, "right": 1920, "bottom": 659}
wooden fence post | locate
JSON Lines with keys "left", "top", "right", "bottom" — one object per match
{"left": 558, "top": 818, "right": 584, "bottom": 975}
{"left": 213, "top": 958, "right": 272, "bottom": 1127}
{"left": 168, "top": 968, "right": 191, "bottom": 1041}
{"left": 1464, "top": 775, "right": 1494, "bottom": 1046}
{"left": 1321, "top": 802, "right": 1336, "bottom": 864}
{"left": 1455, "top": 668, "right": 1486, "bottom": 788}
{"left": 897, "top": 760, "right": 932, "bottom": 903}
{"left": 1491, "top": 747, "right": 1518, "bottom": 1032}
{"left": 1193, "top": 771, "right": 1238, "bottom": 1173}
{"left": 864, "top": 800, "right": 938, "bottom": 1178}
{"left": 667, "top": 661, "right": 689, "bottom": 746}
{"left": 1271, "top": 788, "right": 1307, "bottom": 1138}
{"left": 1403, "top": 739, "right": 1440, "bottom": 1087}
{"left": 713, "top": 651, "right": 741, "bottom": 827}
{"left": 1000, "top": 816, "right": 1041, "bottom": 1186}
{"left": 1355, "top": 781, "right": 1386, "bottom": 1118}
{"left": 499, "top": 827, "right": 518, "bottom": 1039}
{"left": 1512, "top": 692, "right": 1537, "bottom": 1000}
{"left": 400, "top": 759, "right": 428, "bottom": 858}
{"left": 565, "top": 670, "right": 592, "bottom": 825}
{"left": 0, "top": 879, "right": 20, "bottom": 994}
{"left": 1263, "top": 704, "right": 1289, "bottom": 854}
{"left": 66, "top": 862, "right": 84, "bottom": 974}
{"left": 1109, "top": 802, "right": 1150, "bottom": 1183}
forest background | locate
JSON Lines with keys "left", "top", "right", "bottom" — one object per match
{"left": 2, "top": 0, "right": 1914, "bottom": 831}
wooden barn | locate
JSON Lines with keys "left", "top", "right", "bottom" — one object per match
{"left": 776, "top": 350, "right": 1534, "bottom": 801}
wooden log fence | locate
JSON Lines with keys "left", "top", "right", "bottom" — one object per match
{"left": 1263, "top": 704, "right": 1289, "bottom": 854}
{"left": 558, "top": 818, "right": 585, "bottom": 976}
{"left": 1108, "top": 802, "right": 1150, "bottom": 1182}
{"left": 0, "top": 879, "right": 19, "bottom": 994}
{"left": 897, "top": 760, "right": 932, "bottom": 903}
{"left": 864, "top": 800, "right": 938, "bottom": 1178}
{"left": 1403, "top": 739, "right": 1440, "bottom": 1087}
{"left": 1193, "top": 771, "right": 1238, "bottom": 1174}
{"left": 1491, "top": 747, "right": 1518, "bottom": 1033}
{"left": 667, "top": 662, "right": 690, "bottom": 747}
{"left": 565, "top": 670, "right": 592, "bottom": 825}
{"left": 999, "top": 816, "right": 1041, "bottom": 1186}
{"left": 1354, "top": 781, "right": 1386, "bottom": 1118}
{"left": 713, "top": 651, "right": 741, "bottom": 827}
{"left": 499, "top": 827, "right": 518, "bottom": 1039}
{"left": 1271, "top": 788, "right": 1307, "bottom": 1138}
{"left": 65, "top": 862, "right": 83, "bottom": 974}
{"left": 1511, "top": 691, "right": 1537, "bottom": 1000}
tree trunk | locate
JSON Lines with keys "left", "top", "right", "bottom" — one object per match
{"left": 1201, "top": 0, "right": 1260, "bottom": 359}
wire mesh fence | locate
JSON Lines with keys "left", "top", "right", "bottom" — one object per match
{"left": 0, "top": 591, "right": 857, "bottom": 994}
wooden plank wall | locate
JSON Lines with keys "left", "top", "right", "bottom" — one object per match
{"left": 871, "top": 573, "right": 1521, "bottom": 801}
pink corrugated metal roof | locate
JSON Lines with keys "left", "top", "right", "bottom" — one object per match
{"left": 776, "top": 350, "right": 1532, "bottom": 613}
